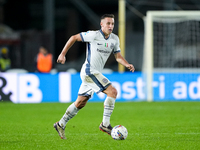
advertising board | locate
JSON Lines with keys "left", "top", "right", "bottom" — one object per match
{"left": 0, "top": 72, "right": 199, "bottom": 103}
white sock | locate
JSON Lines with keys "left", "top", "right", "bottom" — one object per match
{"left": 102, "top": 97, "right": 115, "bottom": 127}
{"left": 59, "top": 103, "right": 79, "bottom": 129}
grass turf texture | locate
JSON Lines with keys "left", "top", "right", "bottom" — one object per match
{"left": 0, "top": 102, "right": 200, "bottom": 150}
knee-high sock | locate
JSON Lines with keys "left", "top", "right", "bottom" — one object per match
{"left": 102, "top": 97, "right": 115, "bottom": 127}
{"left": 59, "top": 103, "right": 79, "bottom": 129}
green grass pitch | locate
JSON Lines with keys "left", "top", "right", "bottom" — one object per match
{"left": 0, "top": 101, "right": 200, "bottom": 150}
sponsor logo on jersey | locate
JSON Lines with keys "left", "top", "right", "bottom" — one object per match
{"left": 97, "top": 49, "right": 110, "bottom": 54}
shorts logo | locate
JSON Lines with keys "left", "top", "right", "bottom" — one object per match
{"left": 102, "top": 78, "right": 108, "bottom": 83}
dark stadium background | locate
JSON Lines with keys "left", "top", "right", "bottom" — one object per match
{"left": 0, "top": 0, "right": 199, "bottom": 72}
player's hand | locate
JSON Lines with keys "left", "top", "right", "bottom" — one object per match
{"left": 127, "top": 64, "right": 135, "bottom": 72}
{"left": 57, "top": 54, "right": 66, "bottom": 64}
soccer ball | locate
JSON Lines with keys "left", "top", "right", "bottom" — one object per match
{"left": 111, "top": 125, "right": 128, "bottom": 140}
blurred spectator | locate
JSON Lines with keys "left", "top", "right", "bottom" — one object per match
{"left": 35, "top": 46, "right": 53, "bottom": 73}
{"left": 0, "top": 47, "right": 11, "bottom": 72}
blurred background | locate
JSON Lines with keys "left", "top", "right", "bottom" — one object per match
{"left": 0, "top": 0, "right": 200, "bottom": 73}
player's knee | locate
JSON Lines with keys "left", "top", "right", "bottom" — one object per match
{"left": 103, "top": 85, "right": 118, "bottom": 98}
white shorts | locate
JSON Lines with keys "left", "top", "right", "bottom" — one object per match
{"left": 78, "top": 73, "right": 111, "bottom": 97}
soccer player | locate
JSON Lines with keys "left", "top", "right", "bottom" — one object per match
{"left": 54, "top": 14, "right": 135, "bottom": 139}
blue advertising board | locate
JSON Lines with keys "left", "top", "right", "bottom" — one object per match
{"left": 0, "top": 72, "right": 199, "bottom": 103}
{"left": 153, "top": 73, "right": 200, "bottom": 101}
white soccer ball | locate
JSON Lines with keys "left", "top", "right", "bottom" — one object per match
{"left": 111, "top": 125, "right": 128, "bottom": 140}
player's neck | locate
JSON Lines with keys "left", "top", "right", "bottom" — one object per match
{"left": 100, "top": 29, "right": 110, "bottom": 39}
{"left": 104, "top": 34, "right": 109, "bottom": 39}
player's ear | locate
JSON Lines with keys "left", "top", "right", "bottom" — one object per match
{"left": 100, "top": 19, "right": 104, "bottom": 27}
{"left": 100, "top": 21, "right": 103, "bottom": 27}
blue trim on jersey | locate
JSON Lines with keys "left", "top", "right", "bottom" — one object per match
{"left": 85, "top": 43, "right": 91, "bottom": 75}
{"left": 99, "top": 29, "right": 110, "bottom": 40}
{"left": 80, "top": 33, "right": 84, "bottom": 42}
{"left": 113, "top": 50, "right": 121, "bottom": 54}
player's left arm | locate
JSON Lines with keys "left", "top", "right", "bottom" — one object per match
{"left": 114, "top": 52, "right": 135, "bottom": 72}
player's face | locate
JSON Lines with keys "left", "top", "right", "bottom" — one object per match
{"left": 101, "top": 17, "right": 114, "bottom": 37}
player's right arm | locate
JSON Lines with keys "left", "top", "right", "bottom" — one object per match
{"left": 57, "top": 34, "right": 82, "bottom": 64}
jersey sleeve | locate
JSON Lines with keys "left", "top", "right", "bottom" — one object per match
{"left": 80, "top": 31, "right": 96, "bottom": 42}
{"left": 113, "top": 36, "right": 121, "bottom": 54}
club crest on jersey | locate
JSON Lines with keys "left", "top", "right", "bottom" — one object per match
{"left": 110, "top": 43, "right": 114, "bottom": 49}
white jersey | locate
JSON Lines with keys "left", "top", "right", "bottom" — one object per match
{"left": 80, "top": 30, "right": 121, "bottom": 75}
